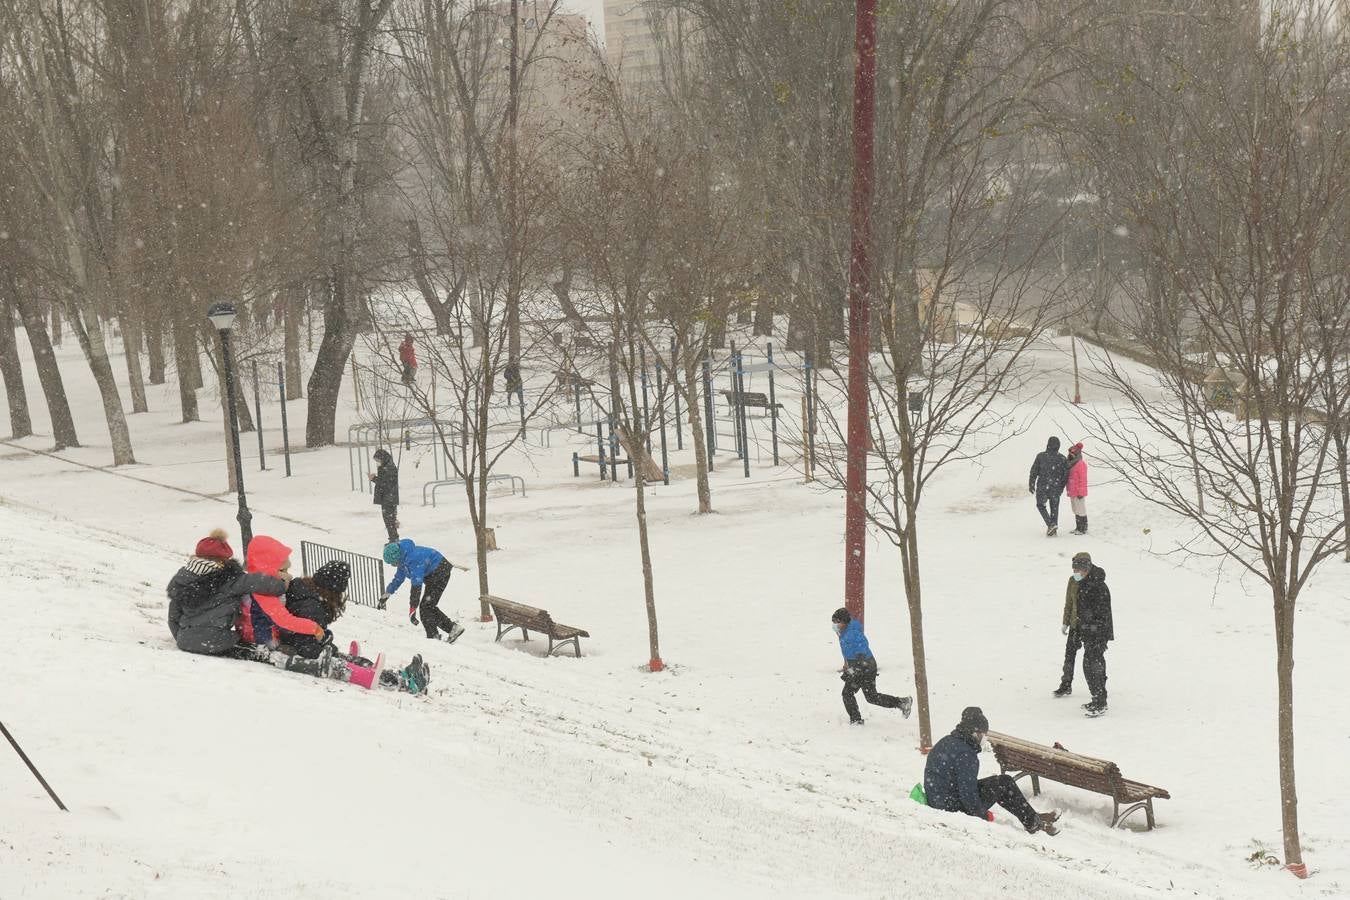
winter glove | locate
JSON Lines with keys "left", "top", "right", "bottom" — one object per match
{"left": 1062, "top": 624, "right": 1070, "bottom": 635}
{"left": 985, "top": 811, "right": 995, "bottom": 822}
{"left": 377, "top": 593, "right": 389, "bottom": 611}
{"left": 409, "top": 607, "right": 419, "bottom": 626}
{"left": 320, "top": 628, "right": 334, "bottom": 646}
{"left": 312, "top": 624, "right": 326, "bottom": 640}
{"left": 1028, "top": 486, "right": 1036, "bottom": 495}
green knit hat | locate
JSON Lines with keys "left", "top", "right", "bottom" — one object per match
{"left": 383, "top": 542, "right": 401, "bottom": 565}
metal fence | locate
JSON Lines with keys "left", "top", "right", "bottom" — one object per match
{"left": 299, "top": 541, "right": 387, "bottom": 609}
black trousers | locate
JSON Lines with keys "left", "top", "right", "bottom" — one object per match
{"left": 415, "top": 560, "right": 458, "bottom": 639}
{"left": 1082, "top": 639, "right": 1109, "bottom": 703}
{"left": 1036, "top": 493, "right": 1061, "bottom": 527}
{"left": 1059, "top": 627, "right": 1081, "bottom": 689}
{"left": 381, "top": 504, "right": 399, "bottom": 543}
{"left": 841, "top": 661, "right": 902, "bottom": 722}
{"left": 978, "top": 774, "right": 1040, "bottom": 831}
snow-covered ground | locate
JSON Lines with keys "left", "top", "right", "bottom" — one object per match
{"left": 1, "top": 326, "right": 1347, "bottom": 899}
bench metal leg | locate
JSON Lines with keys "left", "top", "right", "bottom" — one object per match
{"left": 545, "top": 637, "right": 582, "bottom": 658}
{"left": 1111, "top": 799, "right": 1154, "bottom": 830}
{"left": 1030, "top": 774, "right": 1041, "bottom": 796}
{"left": 495, "top": 622, "right": 524, "bottom": 643}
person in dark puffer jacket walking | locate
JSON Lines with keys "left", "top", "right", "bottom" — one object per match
{"left": 1028, "top": 436, "right": 1069, "bottom": 536}
{"left": 924, "top": 707, "right": 1059, "bottom": 835}
{"left": 166, "top": 529, "right": 288, "bottom": 655}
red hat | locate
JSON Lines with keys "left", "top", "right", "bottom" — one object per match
{"left": 1069, "top": 442, "right": 1084, "bottom": 454}
{"left": 195, "top": 528, "right": 233, "bottom": 560}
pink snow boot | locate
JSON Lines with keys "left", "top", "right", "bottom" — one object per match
{"left": 346, "top": 654, "right": 382, "bottom": 690}
{"left": 349, "top": 640, "right": 361, "bottom": 658}
{"left": 347, "top": 663, "right": 376, "bottom": 689}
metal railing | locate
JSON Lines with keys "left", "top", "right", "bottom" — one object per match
{"left": 299, "top": 541, "right": 387, "bottom": 609}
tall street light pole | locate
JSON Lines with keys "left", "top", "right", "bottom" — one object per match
{"left": 208, "top": 302, "right": 253, "bottom": 552}
{"left": 844, "top": 0, "right": 878, "bottom": 623}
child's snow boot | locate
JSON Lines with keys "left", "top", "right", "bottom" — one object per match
{"left": 349, "top": 640, "right": 361, "bottom": 658}
{"left": 346, "top": 662, "right": 376, "bottom": 689}
{"left": 444, "top": 623, "right": 465, "bottom": 644}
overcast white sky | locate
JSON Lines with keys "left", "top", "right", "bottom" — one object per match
{"left": 563, "top": 0, "right": 606, "bottom": 41}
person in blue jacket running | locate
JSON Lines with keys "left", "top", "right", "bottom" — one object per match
{"left": 831, "top": 607, "right": 912, "bottom": 725}
{"left": 380, "top": 539, "right": 465, "bottom": 643}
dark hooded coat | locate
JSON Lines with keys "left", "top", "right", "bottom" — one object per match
{"left": 1075, "top": 564, "right": 1114, "bottom": 642}
{"left": 1029, "top": 437, "right": 1068, "bottom": 500}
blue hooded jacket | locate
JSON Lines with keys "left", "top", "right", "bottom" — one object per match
{"left": 923, "top": 728, "right": 988, "bottom": 819}
{"left": 837, "top": 619, "right": 874, "bottom": 662}
{"left": 385, "top": 539, "right": 445, "bottom": 595}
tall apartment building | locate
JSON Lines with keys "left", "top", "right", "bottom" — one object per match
{"left": 489, "top": 2, "right": 597, "bottom": 127}
{"left": 603, "top": 0, "right": 662, "bottom": 90}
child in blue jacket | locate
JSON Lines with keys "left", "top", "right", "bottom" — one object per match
{"left": 381, "top": 539, "right": 465, "bottom": 643}
{"left": 831, "top": 607, "right": 912, "bottom": 725}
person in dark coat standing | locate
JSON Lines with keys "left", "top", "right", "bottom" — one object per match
{"left": 1052, "top": 552, "right": 1089, "bottom": 698}
{"left": 831, "top": 608, "right": 912, "bottom": 724}
{"left": 1071, "top": 552, "right": 1114, "bottom": 716}
{"left": 370, "top": 448, "right": 400, "bottom": 543}
{"left": 1028, "top": 436, "right": 1069, "bottom": 536}
{"left": 166, "top": 529, "right": 290, "bottom": 655}
{"left": 924, "top": 707, "right": 1059, "bottom": 835}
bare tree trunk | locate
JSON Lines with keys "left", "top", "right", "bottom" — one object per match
{"left": 305, "top": 316, "right": 355, "bottom": 445}
{"left": 682, "top": 352, "right": 713, "bottom": 513}
{"left": 49, "top": 302, "right": 61, "bottom": 346}
{"left": 119, "top": 313, "right": 149, "bottom": 413}
{"left": 11, "top": 289, "right": 78, "bottom": 448}
{"left": 284, "top": 283, "right": 304, "bottom": 399}
{"left": 173, "top": 317, "right": 199, "bottom": 422}
{"left": 0, "top": 294, "right": 32, "bottom": 438}
{"left": 146, "top": 314, "right": 166, "bottom": 384}
{"left": 901, "top": 523, "right": 932, "bottom": 751}
{"left": 65, "top": 297, "right": 135, "bottom": 465}
{"left": 633, "top": 452, "right": 663, "bottom": 670}
{"left": 1334, "top": 424, "right": 1350, "bottom": 563}
{"left": 1274, "top": 599, "right": 1302, "bottom": 871}
{"left": 753, "top": 291, "right": 774, "bottom": 336}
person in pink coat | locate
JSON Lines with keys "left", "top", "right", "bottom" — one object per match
{"left": 1065, "top": 442, "right": 1089, "bottom": 534}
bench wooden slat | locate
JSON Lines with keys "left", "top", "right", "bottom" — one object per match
{"left": 484, "top": 595, "right": 589, "bottom": 657}
{"left": 985, "top": 730, "right": 1169, "bottom": 830}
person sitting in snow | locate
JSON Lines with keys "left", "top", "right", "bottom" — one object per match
{"left": 831, "top": 608, "right": 912, "bottom": 725}
{"left": 924, "top": 707, "right": 1060, "bottom": 836}
{"left": 278, "top": 560, "right": 351, "bottom": 659}
{"left": 380, "top": 539, "right": 465, "bottom": 644}
{"left": 167, "top": 529, "right": 296, "bottom": 655}
{"left": 238, "top": 535, "right": 329, "bottom": 650}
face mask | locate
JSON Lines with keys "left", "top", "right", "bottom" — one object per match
{"left": 980, "top": 735, "right": 993, "bottom": 754}
{"left": 1071, "top": 572, "right": 1085, "bottom": 583}
{"left": 831, "top": 622, "right": 843, "bottom": 636}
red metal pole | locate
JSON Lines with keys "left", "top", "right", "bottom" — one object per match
{"left": 844, "top": 0, "right": 878, "bottom": 624}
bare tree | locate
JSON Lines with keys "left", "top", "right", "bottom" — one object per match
{"left": 1060, "top": 1, "right": 1349, "bottom": 875}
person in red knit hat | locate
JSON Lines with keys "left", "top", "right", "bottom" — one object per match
{"left": 167, "top": 529, "right": 295, "bottom": 655}
{"left": 1065, "top": 442, "right": 1089, "bottom": 534}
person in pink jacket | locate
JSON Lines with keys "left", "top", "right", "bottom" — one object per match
{"left": 1065, "top": 442, "right": 1089, "bottom": 534}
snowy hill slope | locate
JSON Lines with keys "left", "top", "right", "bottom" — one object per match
{"left": 1, "top": 329, "right": 1348, "bottom": 897}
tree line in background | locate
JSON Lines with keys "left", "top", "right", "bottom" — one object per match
{"left": 0, "top": 0, "right": 1344, "bottom": 875}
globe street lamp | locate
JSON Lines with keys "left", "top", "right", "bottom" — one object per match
{"left": 207, "top": 301, "right": 252, "bottom": 551}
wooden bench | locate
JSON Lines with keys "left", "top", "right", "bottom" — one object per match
{"left": 987, "top": 731, "right": 1170, "bottom": 830}
{"left": 720, "top": 389, "right": 782, "bottom": 416}
{"left": 484, "top": 595, "right": 590, "bottom": 658}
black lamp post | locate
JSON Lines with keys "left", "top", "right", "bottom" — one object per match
{"left": 208, "top": 301, "right": 252, "bottom": 551}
